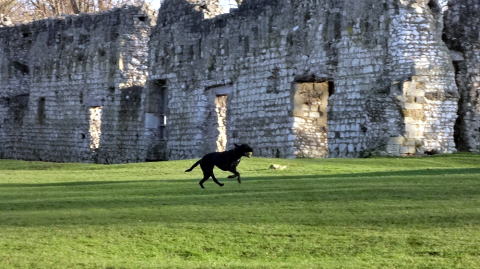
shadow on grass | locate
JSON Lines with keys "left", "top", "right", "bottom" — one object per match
{"left": 1, "top": 167, "right": 479, "bottom": 188}
{"left": 0, "top": 167, "right": 479, "bottom": 227}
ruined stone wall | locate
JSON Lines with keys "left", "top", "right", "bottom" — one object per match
{"left": 150, "top": 0, "right": 300, "bottom": 159}
{"left": 184, "top": 0, "right": 225, "bottom": 18}
{"left": 150, "top": 0, "right": 461, "bottom": 159}
{"left": 444, "top": 0, "right": 480, "bottom": 152}
{"left": 1, "top": 21, "right": 38, "bottom": 159}
{"left": 1, "top": 0, "right": 477, "bottom": 163}
{"left": 0, "top": 6, "right": 155, "bottom": 163}
{"left": 379, "top": 0, "right": 458, "bottom": 156}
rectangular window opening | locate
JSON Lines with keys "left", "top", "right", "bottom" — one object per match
{"left": 145, "top": 80, "right": 168, "bottom": 161}
{"left": 37, "top": 97, "right": 46, "bottom": 125}
{"left": 204, "top": 85, "right": 232, "bottom": 154}
{"left": 89, "top": 106, "right": 103, "bottom": 150}
{"left": 146, "top": 80, "right": 167, "bottom": 140}
{"left": 215, "top": 95, "right": 228, "bottom": 152}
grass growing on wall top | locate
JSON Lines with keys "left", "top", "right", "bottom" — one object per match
{"left": 0, "top": 154, "right": 479, "bottom": 268}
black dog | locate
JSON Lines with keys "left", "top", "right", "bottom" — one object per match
{"left": 185, "top": 144, "right": 253, "bottom": 188}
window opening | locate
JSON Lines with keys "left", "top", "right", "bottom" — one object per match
{"left": 145, "top": 80, "right": 168, "bottom": 161}
{"left": 215, "top": 95, "right": 228, "bottom": 152}
{"left": 293, "top": 81, "right": 332, "bottom": 157}
{"left": 204, "top": 85, "right": 232, "bottom": 153}
{"left": 146, "top": 80, "right": 167, "bottom": 140}
{"left": 37, "top": 97, "right": 46, "bottom": 125}
{"left": 89, "top": 106, "right": 103, "bottom": 150}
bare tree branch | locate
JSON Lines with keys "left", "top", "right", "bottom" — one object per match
{"left": 3, "top": 0, "right": 153, "bottom": 23}
{"left": 69, "top": 0, "right": 80, "bottom": 13}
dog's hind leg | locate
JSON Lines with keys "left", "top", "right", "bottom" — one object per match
{"left": 199, "top": 164, "right": 215, "bottom": 189}
{"left": 211, "top": 173, "right": 224, "bottom": 187}
{"left": 199, "top": 175, "right": 209, "bottom": 189}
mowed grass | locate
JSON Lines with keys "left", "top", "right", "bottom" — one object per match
{"left": 0, "top": 154, "right": 479, "bottom": 268}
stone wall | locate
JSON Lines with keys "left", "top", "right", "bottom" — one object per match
{"left": 149, "top": 0, "right": 464, "bottom": 160}
{"left": 381, "top": 0, "right": 458, "bottom": 156}
{"left": 444, "top": 0, "right": 480, "bottom": 152}
{"left": 0, "top": 0, "right": 478, "bottom": 163}
{"left": 0, "top": 6, "right": 155, "bottom": 163}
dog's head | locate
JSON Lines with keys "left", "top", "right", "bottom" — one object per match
{"left": 234, "top": 143, "right": 253, "bottom": 158}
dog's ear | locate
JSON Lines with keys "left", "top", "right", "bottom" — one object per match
{"left": 234, "top": 143, "right": 240, "bottom": 148}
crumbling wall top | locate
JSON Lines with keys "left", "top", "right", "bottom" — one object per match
{"left": 158, "top": 0, "right": 280, "bottom": 25}
{"left": 0, "top": 4, "right": 156, "bottom": 32}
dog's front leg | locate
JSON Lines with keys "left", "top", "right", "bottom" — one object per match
{"left": 227, "top": 169, "right": 241, "bottom": 184}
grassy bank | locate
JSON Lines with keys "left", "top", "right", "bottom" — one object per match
{"left": 1, "top": 154, "right": 479, "bottom": 268}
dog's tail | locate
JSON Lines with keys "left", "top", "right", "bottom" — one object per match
{"left": 185, "top": 160, "right": 201, "bottom": 172}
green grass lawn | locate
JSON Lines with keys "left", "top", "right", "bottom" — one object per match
{"left": 0, "top": 154, "right": 479, "bottom": 268}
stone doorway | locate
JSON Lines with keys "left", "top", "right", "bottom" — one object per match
{"left": 145, "top": 80, "right": 168, "bottom": 161}
{"left": 293, "top": 82, "right": 331, "bottom": 157}
{"left": 204, "top": 85, "right": 232, "bottom": 153}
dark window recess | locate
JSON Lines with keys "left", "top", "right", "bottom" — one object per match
{"left": 146, "top": 80, "right": 168, "bottom": 161}
{"left": 159, "top": 125, "right": 165, "bottom": 140}
{"left": 37, "top": 97, "right": 46, "bottom": 125}
{"left": 10, "top": 94, "right": 29, "bottom": 125}
{"left": 11, "top": 61, "right": 29, "bottom": 74}
{"left": 98, "top": 49, "right": 106, "bottom": 57}
{"left": 147, "top": 80, "right": 168, "bottom": 139}
{"left": 328, "top": 81, "right": 335, "bottom": 96}
{"left": 428, "top": 0, "right": 441, "bottom": 14}
{"left": 76, "top": 53, "right": 84, "bottom": 62}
